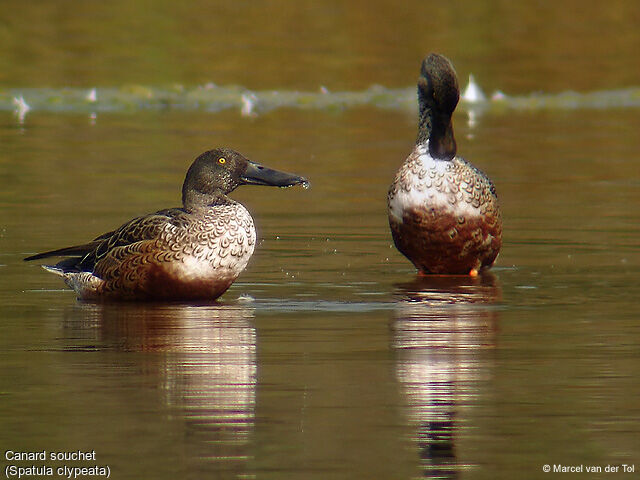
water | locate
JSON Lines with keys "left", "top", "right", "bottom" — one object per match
{"left": 5, "top": 85, "right": 640, "bottom": 117}
{"left": 2, "top": 1, "right": 640, "bottom": 479}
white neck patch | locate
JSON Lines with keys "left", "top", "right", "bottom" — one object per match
{"left": 417, "top": 142, "right": 449, "bottom": 173}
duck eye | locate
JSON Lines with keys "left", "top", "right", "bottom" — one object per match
{"left": 218, "top": 157, "right": 226, "bottom": 165}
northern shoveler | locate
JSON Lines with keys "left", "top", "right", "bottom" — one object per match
{"left": 387, "top": 54, "right": 502, "bottom": 276}
{"left": 25, "top": 148, "right": 308, "bottom": 301}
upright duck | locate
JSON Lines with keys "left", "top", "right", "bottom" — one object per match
{"left": 25, "top": 148, "right": 308, "bottom": 301}
{"left": 388, "top": 54, "right": 502, "bottom": 276}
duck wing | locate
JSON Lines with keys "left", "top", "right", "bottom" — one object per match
{"left": 25, "top": 208, "right": 189, "bottom": 273}
{"left": 23, "top": 240, "right": 108, "bottom": 262}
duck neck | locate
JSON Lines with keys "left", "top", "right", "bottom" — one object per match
{"left": 182, "top": 189, "right": 232, "bottom": 212}
{"left": 416, "top": 103, "right": 457, "bottom": 161}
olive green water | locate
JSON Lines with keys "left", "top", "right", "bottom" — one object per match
{"left": 1, "top": 2, "right": 640, "bottom": 479}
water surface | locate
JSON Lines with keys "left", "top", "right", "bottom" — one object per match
{"left": 1, "top": 1, "right": 640, "bottom": 479}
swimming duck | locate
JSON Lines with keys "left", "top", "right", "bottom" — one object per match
{"left": 25, "top": 148, "right": 308, "bottom": 301}
{"left": 387, "top": 54, "right": 502, "bottom": 276}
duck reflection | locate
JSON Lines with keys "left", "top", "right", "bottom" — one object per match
{"left": 393, "top": 274, "right": 500, "bottom": 479}
{"left": 62, "top": 302, "right": 256, "bottom": 473}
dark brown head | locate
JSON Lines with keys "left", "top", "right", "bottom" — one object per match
{"left": 182, "top": 148, "right": 308, "bottom": 208}
{"left": 416, "top": 53, "right": 460, "bottom": 160}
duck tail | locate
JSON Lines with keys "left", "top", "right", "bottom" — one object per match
{"left": 42, "top": 265, "right": 65, "bottom": 277}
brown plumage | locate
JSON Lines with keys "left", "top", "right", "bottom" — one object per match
{"left": 25, "top": 148, "right": 308, "bottom": 301}
{"left": 388, "top": 54, "right": 502, "bottom": 275}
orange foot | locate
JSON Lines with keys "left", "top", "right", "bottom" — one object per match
{"left": 469, "top": 268, "right": 479, "bottom": 278}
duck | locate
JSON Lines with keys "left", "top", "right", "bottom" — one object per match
{"left": 25, "top": 148, "right": 308, "bottom": 301}
{"left": 387, "top": 54, "right": 502, "bottom": 276}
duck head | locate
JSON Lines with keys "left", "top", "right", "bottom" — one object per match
{"left": 416, "top": 53, "right": 460, "bottom": 160}
{"left": 182, "top": 147, "right": 308, "bottom": 208}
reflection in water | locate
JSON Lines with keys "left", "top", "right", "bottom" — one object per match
{"left": 393, "top": 275, "right": 500, "bottom": 479}
{"left": 62, "top": 303, "right": 256, "bottom": 475}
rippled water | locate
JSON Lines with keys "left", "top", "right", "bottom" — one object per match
{"left": 2, "top": 103, "right": 639, "bottom": 479}
{"left": 2, "top": 1, "right": 640, "bottom": 479}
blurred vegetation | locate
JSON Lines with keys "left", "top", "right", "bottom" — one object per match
{"left": 0, "top": 0, "right": 639, "bottom": 94}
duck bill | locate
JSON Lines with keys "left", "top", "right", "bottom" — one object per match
{"left": 241, "top": 160, "right": 307, "bottom": 188}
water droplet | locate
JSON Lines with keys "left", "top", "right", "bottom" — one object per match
{"left": 301, "top": 180, "right": 311, "bottom": 190}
